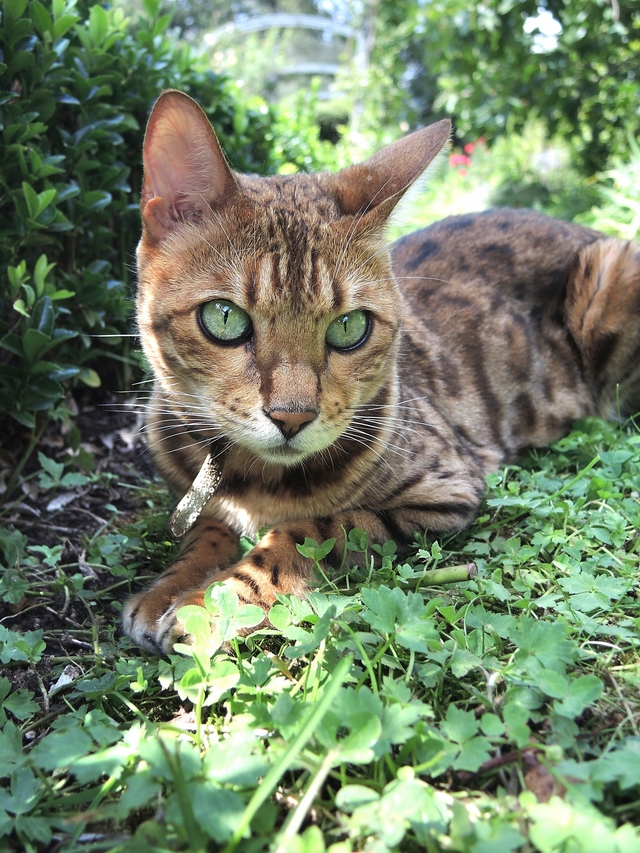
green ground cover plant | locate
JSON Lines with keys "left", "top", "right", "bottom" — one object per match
{"left": 0, "top": 416, "right": 638, "bottom": 851}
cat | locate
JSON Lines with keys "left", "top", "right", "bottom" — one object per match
{"left": 123, "top": 89, "right": 640, "bottom": 654}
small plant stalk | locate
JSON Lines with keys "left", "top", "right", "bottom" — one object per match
{"left": 421, "top": 563, "right": 477, "bottom": 585}
{"left": 273, "top": 747, "right": 339, "bottom": 852}
{"left": 221, "top": 655, "right": 353, "bottom": 853}
{"left": 1, "top": 417, "right": 47, "bottom": 504}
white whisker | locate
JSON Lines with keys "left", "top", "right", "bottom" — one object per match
{"left": 342, "top": 424, "right": 415, "bottom": 463}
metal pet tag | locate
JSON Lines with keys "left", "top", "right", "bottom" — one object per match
{"left": 167, "top": 453, "right": 222, "bottom": 541}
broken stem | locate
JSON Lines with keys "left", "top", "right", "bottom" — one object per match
{"left": 421, "top": 563, "right": 477, "bottom": 585}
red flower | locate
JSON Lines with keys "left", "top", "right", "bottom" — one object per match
{"left": 449, "top": 153, "right": 471, "bottom": 166}
{"left": 464, "top": 138, "right": 487, "bottom": 155}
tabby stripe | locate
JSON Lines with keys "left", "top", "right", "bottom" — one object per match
{"left": 246, "top": 551, "right": 265, "bottom": 568}
{"left": 309, "top": 249, "right": 320, "bottom": 298}
{"left": 315, "top": 517, "right": 336, "bottom": 544}
{"left": 150, "top": 316, "right": 172, "bottom": 336}
{"left": 171, "top": 545, "right": 196, "bottom": 564}
{"left": 580, "top": 270, "right": 604, "bottom": 329}
{"left": 466, "top": 347, "right": 504, "bottom": 447}
{"left": 401, "top": 501, "right": 474, "bottom": 517}
{"left": 591, "top": 331, "right": 619, "bottom": 374}
{"left": 359, "top": 340, "right": 390, "bottom": 366}
{"left": 373, "top": 509, "right": 409, "bottom": 545}
{"left": 272, "top": 251, "right": 282, "bottom": 294}
{"left": 381, "top": 471, "right": 424, "bottom": 504}
{"left": 160, "top": 352, "right": 184, "bottom": 371}
{"left": 126, "top": 601, "right": 141, "bottom": 623}
{"left": 176, "top": 541, "right": 197, "bottom": 558}
{"left": 202, "top": 523, "right": 235, "bottom": 540}
{"left": 512, "top": 391, "right": 537, "bottom": 433}
{"left": 338, "top": 420, "right": 384, "bottom": 461}
{"left": 159, "top": 567, "right": 180, "bottom": 578}
{"left": 618, "top": 341, "right": 640, "bottom": 383}
{"left": 287, "top": 530, "right": 308, "bottom": 548}
{"left": 404, "top": 238, "right": 440, "bottom": 271}
{"left": 244, "top": 272, "right": 257, "bottom": 307}
{"left": 451, "top": 425, "right": 486, "bottom": 466}
{"left": 232, "top": 571, "right": 262, "bottom": 596}
{"left": 331, "top": 270, "right": 344, "bottom": 309}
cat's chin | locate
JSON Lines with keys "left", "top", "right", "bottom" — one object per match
{"left": 253, "top": 445, "right": 317, "bottom": 468}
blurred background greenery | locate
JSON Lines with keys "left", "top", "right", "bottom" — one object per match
{"left": 1, "top": 0, "right": 639, "bottom": 481}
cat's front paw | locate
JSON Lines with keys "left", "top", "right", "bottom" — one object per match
{"left": 122, "top": 586, "right": 207, "bottom": 654}
{"left": 121, "top": 518, "right": 316, "bottom": 653}
{"left": 122, "top": 576, "right": 272, "bottom": 654}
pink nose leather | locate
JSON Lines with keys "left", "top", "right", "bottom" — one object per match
{"left": 268, "top": 410, "right": 317, "bottom": 439}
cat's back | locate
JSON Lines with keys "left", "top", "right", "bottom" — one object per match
{"left": 392, "top": 208, "right": 600, "bottom": 306}
{"left": 391, "top": 208, "right": 604, "bottom": 456}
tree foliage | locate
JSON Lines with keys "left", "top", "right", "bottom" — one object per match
{"left": 387, "top": 0, "right": 640, "bottom": 174}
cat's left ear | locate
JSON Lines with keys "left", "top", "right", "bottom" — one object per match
{"left": 140, "top": 89, "right": 239, "bottom": 243}
{"left": 331, "top": 119, "right": 451, "bottom": 222}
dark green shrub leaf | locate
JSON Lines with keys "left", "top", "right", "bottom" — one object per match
{"left": 30, "top": 296, "right": 54, "bottom": 334}
{"left": 52, "top": 12, "right": 78, "bottom": 39}
{"left": 22, "top": 328, "right": 52, "bottom": 362}
{"left": 29, "top": 1, "right": 52, "bottom": 36}
{"left": 5, "top": 0, "right": 29, "bottom": 21}
{"left": 78, "top": 366, "right": 101, "bottom": 387}
{"left": 0, "top": 334, "right": 25, "bottom": 357}
{"left": 142, "top": 0, "right": 161, "bottom": 18}
{"left": 21, "top": 181, "right": 39, "bottom": 218}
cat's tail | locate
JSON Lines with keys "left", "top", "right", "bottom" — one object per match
{"left": 566, "top": 237, "right": 640, "bottom": 420}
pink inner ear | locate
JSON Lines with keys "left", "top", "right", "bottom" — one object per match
{"left": 141, "top": 91, "right": 236, "bottom": 225}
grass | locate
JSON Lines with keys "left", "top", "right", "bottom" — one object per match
{"left": 0, "top": 414, "right": 638, "bottom": 852}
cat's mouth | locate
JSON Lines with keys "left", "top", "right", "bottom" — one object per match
{"left": 249, "top": 428, "right": 336, "bottom": 466}
{"left": 233, "top": 414, "right": 344, "bottom": 466}
{"left": 256, "top": 441, "right": 317, "bottom": 466}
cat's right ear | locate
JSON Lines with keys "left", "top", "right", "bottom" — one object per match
{"left": 140, "top": 90, "right": 239, "bottom": 243}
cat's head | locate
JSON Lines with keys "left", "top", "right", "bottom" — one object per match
{"left": 136, "top": 90, "right": 449, "bottom": 467}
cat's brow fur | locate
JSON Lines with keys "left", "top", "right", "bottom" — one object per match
{"left": 123, "top": 90, "right": 640, "bottom": 654}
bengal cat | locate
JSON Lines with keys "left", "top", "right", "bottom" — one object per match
{"left": 123, "top": 89, "right": 640, "bottom": 654}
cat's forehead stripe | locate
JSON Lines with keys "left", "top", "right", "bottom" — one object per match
{"left": 241, "top": 236, "right": 342, "bottom": 313}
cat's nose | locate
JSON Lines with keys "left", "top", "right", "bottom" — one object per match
{"left": 267, "top": 409, "right": 317, "bottom": 440}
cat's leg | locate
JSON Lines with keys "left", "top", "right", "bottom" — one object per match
{"left": 566, "top": 238, "right": 640, "bottom": 418}
{"left": 122, "top": 517, "right": 240, "bottom": 654}
{"left": 127, "top": 499, "right": 481, "bottom": 654}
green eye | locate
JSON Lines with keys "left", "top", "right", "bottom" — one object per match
{"left": 326, "top": 310, "right": 370, "bottom": 351}
{"left": 200, "top": 299, "right": 252, "bottom": 343}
